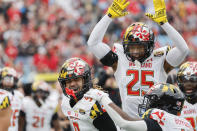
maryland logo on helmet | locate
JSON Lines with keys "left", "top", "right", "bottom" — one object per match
{"left": 123, "top": 22, "right": 154, "bottom": 43}
{"left": 177, "top": 62, "right": 197, "bottom": 78}
{"left": 1, "top": 67, "right": 17, "bottom": 78}
{"left": 146, "top": 83, "right": 183, "bottom": 99}
{"left": 59, "top": 57, "right": 88, "bottom": 79}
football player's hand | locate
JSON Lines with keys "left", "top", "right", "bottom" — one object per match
{"left": 145, "top": 0, "right": 168, "bottom": 25}
{"left": 84, "top": 89, "right": 109, "bottom": 102}
{"left": 107, "top": 0, "right": 130, "bottom": 18}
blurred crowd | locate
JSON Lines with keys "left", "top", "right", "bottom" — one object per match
{"left": 0, "top": 0, "right": 196, "bottom": 130}
{"left": 0, "top": 0, "right": 196, "bottom": 83}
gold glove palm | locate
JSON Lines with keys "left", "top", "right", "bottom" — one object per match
{"left": 107, "top": 0, "right": 130, "bottom": 18}
{"left": 145, "top": 0, "right": 168, "bottom": 25}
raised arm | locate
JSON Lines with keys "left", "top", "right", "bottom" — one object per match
{"left": 161, "top": 23, "right": 189, "bottom": 67}
{"left": 87, "top": 15, "right": 112, "bottom": 59}
{"left": 146, "top": 0, "right": 189, "bottom": 72}
{"left": 87, "top": 0, "right": 130, "bottom": 68}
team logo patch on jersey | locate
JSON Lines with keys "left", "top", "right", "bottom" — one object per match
{"left": 90, "top": 101, "right": 104, "bottom": 119}
{"left": 154, "top": 51, "right": 164, "bottom": 57}
{"left": 0, "top": 96, "right": 11, "bottom": 110}
{"left": 79, "top": 109, "right": 86, "bottom": 115}
{"left": 142, "top": 109, "right": 152, "bottom": 119}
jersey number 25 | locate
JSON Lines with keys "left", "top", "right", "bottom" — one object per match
{"left": 126, "top": 70, "right": 154, "bottom": 96}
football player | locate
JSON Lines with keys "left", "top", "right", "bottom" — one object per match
{"left": 58, "top": 57, "right": 117, "bottom": 131}
{"left": 177, "top": 62, "right": 197, "bottom": 130}
{"left": 0, "top": 71, "right": 12, "bottom": 131}
{"left": 18, "top": 81, "right": 61, "bottom": 131}
{"left": 87, "top": 0, "right": 189, "bottom": 118}
{"left": 0, "top": 67, "right": 23, "bottom": 131}
{"left": 85, "top": 83, "right": 194, "bottom": 131}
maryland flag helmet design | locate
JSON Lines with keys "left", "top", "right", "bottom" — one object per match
{"left": 138, "top": 83, "right": 185, "bottom": 116}
{"left": 122, "top": 22, "right": 155, "bottom": 63}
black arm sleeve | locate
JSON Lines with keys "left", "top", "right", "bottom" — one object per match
{"left": 50, "top": 112, "right": 58, "bottom": 127}
{"left": 93, "top": 112, "right": 117, "bottom": 131}
{"left": 100, "top": 51, "right": 118, "bottom": 67}
{"left": 20, "top": 110, "right": 26, "bottom": 117}
{"left": 144, "top": 118, "right": 162, "bottom": 131}
{"left": 19, "top": 110, "right": 26, "bottom": 131}
{"left": 52, "top": 112, "right": 58, "bottom": 121}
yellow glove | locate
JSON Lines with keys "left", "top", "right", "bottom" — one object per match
{"left": 145, "top": 0, "right": 168, "bottom": 25}
{"left": 107, "top": 0, "right": 130, "bottom": 19}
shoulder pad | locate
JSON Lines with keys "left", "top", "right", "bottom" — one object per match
{"left": 154, "top": 51, "right": 164, "bottom": 57}
{"left": 90, "top": 101, "right": 105, "bottom": 119}
{"left": 148, "top": 109, "right": 166, "bottom": 125}
{"left": 142, "top": 109, "right": 153, "bottom": 119}
{"left": 153, "top": 46, "right": 171, "bottom": 57}
{"left": 0, "top": 96, "right": 11, "bottom": 110}
{"left": 14, "top": 90, "right": 24, "bottom": 99}
{"left": 166, "top": 46, "right": 172, "bottom": 55}
{"left": 87, "top": 88, "right": 102, "bottom": 95}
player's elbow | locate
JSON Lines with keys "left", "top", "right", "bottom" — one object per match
{"left": 183, "top": 46, "right": 189, "bottom": 56}
{"left": 87, "top": 37, "right": 92, "bottom": 46}
{"left": 180, "top": 40, "right": 190, "bottom": 56}
{"left": 87, "top": 35, "right": 97, "bottom": 47}
{"left": 117, "top": 121, "right": 128, "bottom": 129}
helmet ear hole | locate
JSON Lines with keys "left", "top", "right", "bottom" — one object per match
{"left": 172, "top": 89, "right": 177, "bottom": 94}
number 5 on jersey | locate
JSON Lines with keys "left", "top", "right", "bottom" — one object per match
{"left": 126, "top": 70, "right": 154, "bottom": 96}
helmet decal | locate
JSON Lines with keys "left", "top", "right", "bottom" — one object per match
{"left": 138, "top": 83, "right": 185, "bottom": 116}
{"left": 124, "top": 22, "right": 152, "bottom": 42}
{"left": 60, "top": 58, "right": 86, "bottom": 79}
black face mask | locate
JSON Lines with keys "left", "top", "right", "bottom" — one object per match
{"left": 178, "top": 80, "right": 197, "bottom": 105}
{"left": 123, "top": 42, "right": 153, "bottom": 63}
{"left": 184, "top": 91, "right": 197, "bottom": 104}
{"left": 33, "top": 90, "right": 49, "bottom": 107}
{"left": 1, "top": 76, "right": 16, "bottom": 91}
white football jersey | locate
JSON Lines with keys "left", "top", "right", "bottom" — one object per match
{"left": 21, "top": 96, "right": 57, "bottom": 131}
{"left": 181, "top": 101, "right": 197, "bottom": 131}
{"left": 113, "top": 43, "right": 170, "bottom": 118}
{"left": 143, "top": 108, "right": 193, "bottom": 131}
{"left": 8, "top": 90, "right": 24, "bottom": 131}
{"left": 61, "top": 89, "right": 107, "bottom": 131}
